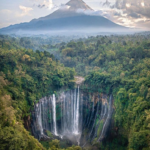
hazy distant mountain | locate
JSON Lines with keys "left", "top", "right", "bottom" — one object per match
{"left": 0, "top": 0, "right": 127, "bottom": 35}
{"left": 35, "top": 0, "right": 93, "bottom": 20}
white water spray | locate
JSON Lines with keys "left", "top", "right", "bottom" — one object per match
{"left": 52, "top": 94, "right": 58, "bottom": 136}
{"left": 98, "top": 95, "right": 112, "bottom": 141}
{"left": 74, "top": 86, "right": 80, "bottom": 134}
{"left": 32, "top": 89, "right": 113, "bottom": 146}
{"left": 38, "top": 102, "right": 43, "bottom": 135}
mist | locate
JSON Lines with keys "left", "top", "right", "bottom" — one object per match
{"left": 0, "top": 27, "right": 145, "bottom": 37}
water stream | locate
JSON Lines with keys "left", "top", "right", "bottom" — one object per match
{"left": 31, "top": 87, "right": 113, "bottom": 145}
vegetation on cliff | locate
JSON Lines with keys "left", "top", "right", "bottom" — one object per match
{"left": 56, "top": 34, "right": 150, "bottom": 150}
{"left": 0, "top": 33, "right": 150, "bottom": 150}
{"left": 0, "top": 39, "right": 75, "bottom": 150}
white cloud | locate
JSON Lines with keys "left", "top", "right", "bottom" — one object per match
{"left": 118, "top": 17, "right": 135, "bottom": 27}
{"left": 59, "top": 4, "right": 70, "bottom": 10}
{"left": 141, "top": 2, "right": 145, "bottom": 7}
{"left": 0, "top": 9, "right": 12, "bottom": 14}
{"left": 126, "top": 3, "right": 131, "bottom": 8}
{"left": 93, "top": 0, "right": 150, "bottom": 29}
{"left": 76, "top": 9, "right": 104, "bottom": 17}
{"left": 19, "top": 5, "right": 33, "bottom": 16}
{"left": 44, "top": 0, "right": 53, "bottom": 9}
{"left": 33, "top": 0, "right": 53, "bottom": 9}
{"left": 0, "top": 0, "right": 150, "bottom": 29}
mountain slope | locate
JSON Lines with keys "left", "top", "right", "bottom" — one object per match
{"left": 34, "top": 0, "right": 92, "bottom": 21}
{"left": 66, "top": 0, "right": 92, "bottom": 10}
{"left": 0, "top": 0, "right": 127, "bottom": 34}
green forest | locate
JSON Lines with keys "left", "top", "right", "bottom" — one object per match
{"left": 0, "top": 34, "right": 150, "bottom": 150}
{"left": 0, "top": 37, "right": 76, "bottom": 150}
{"left": 57, "top": 34, "right": 150, "bottom": 150}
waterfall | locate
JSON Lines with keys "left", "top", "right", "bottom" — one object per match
{"left": 49, "top": 97, "right": 52, "bottom": 132}
{"left": 98, "top": 95, "right": 113, "bottom": 141}
{"left": 91, "top": 102, "right": 107, "bottom": 141}
{"left": 89, "top": 100, "right": 100, "bottom": 139}
{"left": 73, "top": 88, "right": 77, "bottom": 133}
{"left": 39, "top": 102, "right": 43, "bottom": 135}
{"left": 52, "top": 94, "right": 57, "bottom": 136}
{"left": 74, "top": 86, "right": 80, "bottom": 134}
{"left": 87, "top": 101, "right": 94, "bottom": 129}
{"left": 31, "top": 88, "right": 113, "bottom": 146}
{"left": 63, "top": 93, "right": 66, "bottom": 133}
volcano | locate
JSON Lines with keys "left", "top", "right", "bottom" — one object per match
{"left": 0, "top": 0, "right": 127, "bottom": 35}
{"left": 35, "top": 0, "right": 92, "bottom": 21}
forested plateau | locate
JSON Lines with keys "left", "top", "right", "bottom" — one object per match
{"left": 0, "top": 33, "right": 150, "bottom": 150}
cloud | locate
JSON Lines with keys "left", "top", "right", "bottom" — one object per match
{"left": 37, "top": 4, "right": 45, "bottom": 8}
{"left": 128, "top": 12, "right": 141, "bottom": 19}
{"left": 112, "top": 0, "right": 150, "bottom": 18}
{"left": 33, "top": 0, "right": 53, "bottom": 9}
{"left": 103, "top": 0, "right": 111, "bottom": 7}
{"left": 96, "top": 0, "right": 150, "bottom": 29}
{"left": 0, "top": 9, "right": 12, "bottom": 15}
{"left": 0, "top": 7, "right": 33, "bottom": 28}
{"left": 0, "top": 9, "right": 12, "bottom": 27}
{"left": 59, "top": 4, "right": 70, "bottom": 10}
{"left": 76, "top": 9, "right": 103, "bottom": 16}
{"left": 19, "top": 5, "right": 33, "bottom": 16}
{"left": 43, "top": 0, "right": 53, "bottom": 9}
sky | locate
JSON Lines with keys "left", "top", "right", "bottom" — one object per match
{"left": 0, "top": 0, "right": 150, "bottom": 30}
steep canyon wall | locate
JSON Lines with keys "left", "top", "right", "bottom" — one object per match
{"left": 31, "top": 87, "right": 113, "bottom": 146}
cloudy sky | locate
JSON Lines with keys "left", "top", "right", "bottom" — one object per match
{"left": 0, "top": 0, "right": 150, "bottom": 30}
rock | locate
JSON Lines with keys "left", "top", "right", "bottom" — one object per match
{"left": 75, "top": 76, "right": 85, "bottom": 85}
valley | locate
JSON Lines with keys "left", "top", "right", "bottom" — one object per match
{"left": 0, "top": 0, "right": 150, "bottom": 150}
{"left": 0, "top": 33, "right": 150, "bottom": 150}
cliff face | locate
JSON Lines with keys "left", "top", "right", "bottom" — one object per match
{"left": 23, "top": 115, "right": 31, "bottom": 131}
{"left": 75, "top": 76, "right": 85, "bottom": 85}
{"left": 31, "top": 88, "right": 113, "bottom": 147}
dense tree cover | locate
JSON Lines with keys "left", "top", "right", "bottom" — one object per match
{"left": 48, "top": 139, "right": 82, "bottom": 150}
{"left": 57, "top": 34, "right": 150, "bottom": 76}
{"left": 0, "top": 34, "right": 83, "bottom": 52}
{"left": 0, "top": 39, "right": 76, "bottom": 150}
{"left": 0, "top": 73, "right": 45, "bottom": 150}
{"left": 1, "top": 33, "right": 150, "bottom": 150}
{"left": 55, "top": 34, "right": 150, "bottom": 150}
{"left": 40, "top": 139, "right": 82, "bottom": 150}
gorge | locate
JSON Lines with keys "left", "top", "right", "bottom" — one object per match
{"left": 31, "top": 85, "right": 113, "bottom": 147}
{"left": 1, "top": 34, "right": 150, "bottom": 150}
